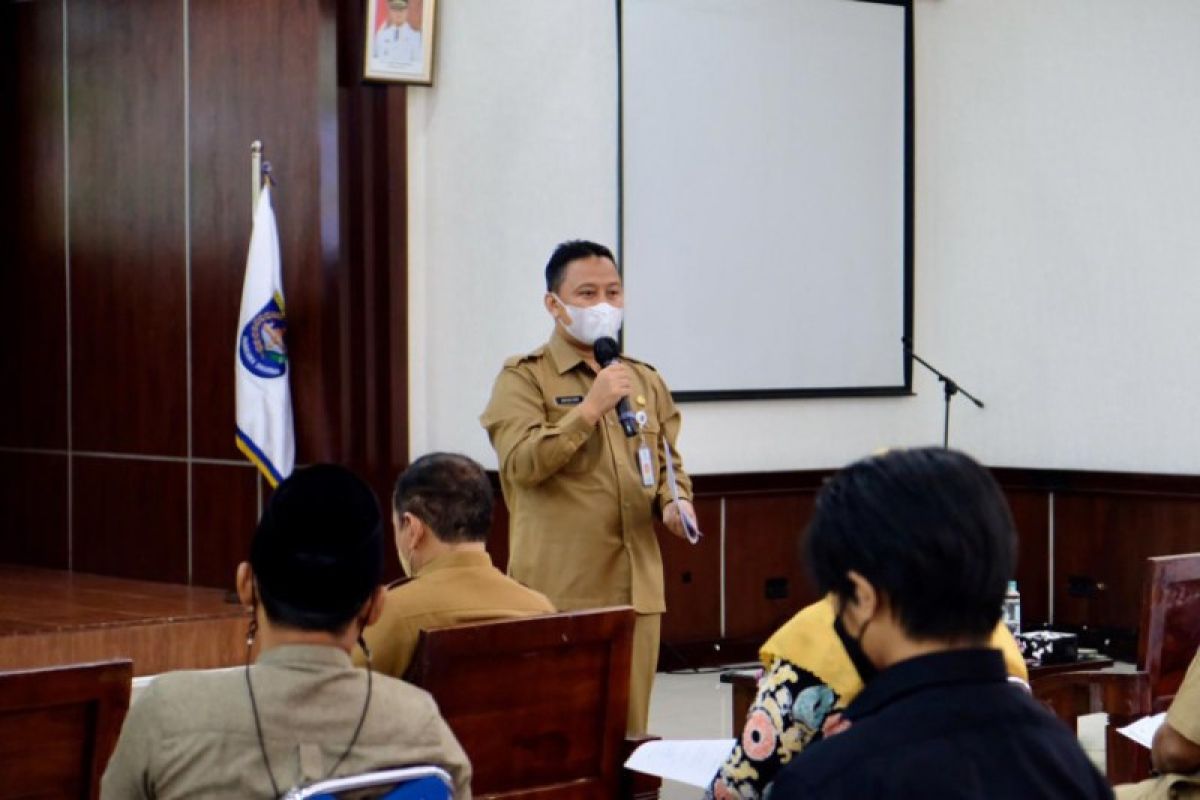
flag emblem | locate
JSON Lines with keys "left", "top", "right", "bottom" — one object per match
{"left": 239, "top": 293, "right": 289, "bottom": 378}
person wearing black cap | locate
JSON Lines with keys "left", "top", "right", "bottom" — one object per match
{"left": 101, "top": 464, "right": 472, "bottom": 799}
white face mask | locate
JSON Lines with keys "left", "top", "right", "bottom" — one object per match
{"left": 554, "top": 295, "right": 624, "bottom": 345}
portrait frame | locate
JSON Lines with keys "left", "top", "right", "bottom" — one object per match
{"left": 363, "top": 0, "right": 437, "bottom": 85}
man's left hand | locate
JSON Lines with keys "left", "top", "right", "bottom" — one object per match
{"left": 663, "top": 499, "right": 698, "bottom": 540}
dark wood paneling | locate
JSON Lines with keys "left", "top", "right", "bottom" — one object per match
{"left": 724, "top": 491, "right": 820, "bottom": 640}
{"left": 334, "top": 0, "right": 411, "bottom": 502}
{"left": 72, "top": 457, "right": 187, "bottom": 583}
{"left": 188, "top": 0, "right": 324, "bottom": 462}
{"left": 1008, "top": 489, "right": 1050, "bottom": 626}
{"left": 660, "top": 497, "right": 722, "bottom": 644}
{"left": 1054, "top": 492, "right": 1200, "bottom": 632}
{"left": 67, "top": 0, "right": 187, "bottom": 456}
{"left": 0, "top": 453, "right": 69, "bottom": 569}
{"left": 190, "top": 463, "right": 260, "bottom": 589}
{"left": 0, "top": 1, "right": 67, "bottom": 450}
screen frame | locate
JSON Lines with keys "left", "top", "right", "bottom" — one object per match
{"left": 615, "top": 0, "right": 914, "bottom": 402}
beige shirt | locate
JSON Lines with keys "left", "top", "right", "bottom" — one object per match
{"left": 100, "top": 644, "right": 472, "bottom": 799}
{"left": 1115, "top": 649, "right": 1200, "bottom": 800}
{"left": 480, "top": 330, "right": 692, "bottom": 614}
{"left": 357, "top": 550, "right": 555, "bottom": 679}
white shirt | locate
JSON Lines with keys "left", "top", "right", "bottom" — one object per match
{"left": 373, "top": 23, "right": 422, "bottom": 69}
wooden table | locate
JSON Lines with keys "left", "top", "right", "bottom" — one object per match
{"left": 719, "top": 656, "right": 1116, "bottom": 737}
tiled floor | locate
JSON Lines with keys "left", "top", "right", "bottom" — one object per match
{"left": 645, "top": 668, "right": 1114, "bottom": 799}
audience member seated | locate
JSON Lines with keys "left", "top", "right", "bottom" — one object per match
{"left": 764, "top": 448, "right": 1112, "bottom": 799}
{"left": 356, "top": 452, "right": 555, "bottom": 679}
{"left": 710, "top": 594, "right": 1029, "bottom": 798}
{"left": 1116, "top": 647, "right": 1200, "bottom": 799}
{"left": 101, "top": 464, "right": 472, "bottom": 799}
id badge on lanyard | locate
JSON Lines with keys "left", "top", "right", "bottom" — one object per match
{"left": 635, "top": 410, "right": 654, "bottom": 487}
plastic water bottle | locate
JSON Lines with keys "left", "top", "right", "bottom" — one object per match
{"left": 1003, "top": 580, "right": 1021, "bottom": 635}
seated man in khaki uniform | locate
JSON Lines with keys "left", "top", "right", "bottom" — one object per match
{"left": 1117, "top": 648, "right": 1200, "bottom": 799}
{"left": 358, "top": 452, "right": 555, "bottom": 679}
{"left": 101, "top": 464, "right": 472, "bottom": 799}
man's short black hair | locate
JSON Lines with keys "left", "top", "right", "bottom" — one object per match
{"left": 393, "top": 452, "right": 494, "bottom": 544}
{"left": 805, "top": 447, "right": 1016, "bottom": 641}
{"left": 544, "top": 240, "right": 616, "bottom": 293}
{"left": 251, "top": 464, "right": 383, "bottom": 633}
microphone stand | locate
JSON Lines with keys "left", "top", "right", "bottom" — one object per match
{"left": 902, "top": 338, "right": 984, "bottom": 448}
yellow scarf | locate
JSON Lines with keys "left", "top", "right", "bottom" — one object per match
{"left": 760, "top": 596, "right": 1030, "bottom": 708}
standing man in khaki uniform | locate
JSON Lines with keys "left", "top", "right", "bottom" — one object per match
{"left": 357, "top": 452, "right": 555, "bottom": 679}
{"left": 480, "top": 239, "right": 696, "bottom": 734}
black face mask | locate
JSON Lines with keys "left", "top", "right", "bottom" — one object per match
{"left": 834, "top": 613, "right": 879, "bottom": 685}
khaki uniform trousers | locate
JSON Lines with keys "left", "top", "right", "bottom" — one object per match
{"left": 628, "top": 612, "right": 661, "bottom": 735}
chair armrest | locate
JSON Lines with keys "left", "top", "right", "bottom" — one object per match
{"left": 621, "top": 735, "right": 661, "bottom": 800}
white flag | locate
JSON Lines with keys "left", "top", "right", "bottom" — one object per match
{"left": 235, "top": 185, "right": 294, "bottom": 486}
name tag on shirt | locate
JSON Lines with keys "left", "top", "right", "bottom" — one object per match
{"left": 555, "top": 395, "right": 584, "bottom": 406}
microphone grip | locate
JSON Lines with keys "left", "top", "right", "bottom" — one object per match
{"left": 616, "top": 399, "right": 638, "bottom": 438}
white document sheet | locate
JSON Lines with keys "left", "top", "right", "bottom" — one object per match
{"left": 663, "top": 439, "right": 701, "bottom": 543}
{"left": 624, "top": 739, "right": 736, "bottom": 788}
{"left": 1117, "top": 712, "right": 1167, "bottom": 749}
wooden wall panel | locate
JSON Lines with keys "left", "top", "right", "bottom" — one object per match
{"left": 72, "top": 458, "right": 187, "bottom": 583}
{"left": 190, "top": 463, "right": 260, "bottom": 590}
{"left": 0, "top": 1, "right": 67, "bottom": 450}
{"left": 2, "top": 0, "right": 408, "bottom": 588}
{"left": 1054, "top": 492, "right": 1200, "bottom": 632}
{"left": 0, "top": 453, "right": 68, "bottom": 569}
{"left": 333, "top": 0, "right": 411, "bottom": 506}
{"left": 1007, "top": 489, "right": 1050, "bottom": 626}
{"left": 188, "top": 0, "right": 325, "bottom": 462}
{"left": 723, "top": 491, "right": 820, "bottom": 640}
{"left": 660, "top": 497, "right": 722, "bottom": 644}
{"left": 67, "top": 0, "right": 187, "bottom": 456}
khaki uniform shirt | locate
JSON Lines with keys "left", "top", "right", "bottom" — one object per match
{"left": 357, "top": 550, "right": 555, "bottom": 679}
{"left": 100, "top": 645, "right": 472, "bottom": 799}
{"left": 480, "top": 330, "right": 692, "bottom": 614}
{"left": 1116, "top": 649, "right": 1200, "bottom": 800}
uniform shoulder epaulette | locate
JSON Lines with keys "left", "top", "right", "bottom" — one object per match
{"left": 503, "top": 346, "right": 546, "bottom": 368}
{"left": 623, "top": 352, "right": 657, "bottom": 372}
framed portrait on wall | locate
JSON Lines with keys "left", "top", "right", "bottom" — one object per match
{"left": 364, "top": 0, "right": 437, "bottom": 84}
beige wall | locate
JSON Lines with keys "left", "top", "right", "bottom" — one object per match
{"left": 408, "top": 0, "right": 1200, "bottom": 475}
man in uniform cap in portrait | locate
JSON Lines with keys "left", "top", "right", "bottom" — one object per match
{"left": 373, "top": 0, "right": 423, "bottom": 70}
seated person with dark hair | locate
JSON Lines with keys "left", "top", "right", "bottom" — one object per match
{"left": 357, "top": 452, "right": 555, "bottom": 679}
{"left": 101, "top": 464, "right": 472, "bottom": 799}
{"left": 1116, "top": 647, "right": 1200, "bottom": 799}
{"left": 709, "top": 595, "right": 1029, "bottom": 799}
{"left": 768, "top": 447, "right": 1112, "bottom": 800}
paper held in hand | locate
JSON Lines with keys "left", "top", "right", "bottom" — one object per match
{"left": 664, "top": 438, "right": 701, "bottom": 544}
{"left": 1117, "top": 712, "right": 1167, "bottom": 750}
{"left": 624, "top": 739, "right": 736, "bottom": 788}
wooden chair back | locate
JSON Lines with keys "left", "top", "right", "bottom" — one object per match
{"left": 0, "top": 659, "right": 132, "bottom": 799}
{"left": 1138, "top": 553, "right": 1200, "bottom": 711}
{"left": 1034, "top": 553, "right": 1200, "bottom": 784}
{"left": 404, "top": 607, "right": 635, "bottom": 800}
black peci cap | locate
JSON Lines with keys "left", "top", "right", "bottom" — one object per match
{"left": 251, "top": 464, "right": 383, "bottom": 630}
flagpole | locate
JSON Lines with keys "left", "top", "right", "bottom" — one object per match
{"left": 251, "top": 140, "right": 263, "bottom": 217}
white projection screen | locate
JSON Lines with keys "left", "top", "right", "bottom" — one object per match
{"left": 620, "top": 0, "right": 911, "bottom": 399}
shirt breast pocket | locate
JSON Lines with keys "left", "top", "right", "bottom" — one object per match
{"left": 547, "top": 405, "right": 603, "bottom": 475}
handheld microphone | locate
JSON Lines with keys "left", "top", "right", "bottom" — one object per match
{"left": 593, "top": 337, "right": 639, "bottom": 438}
